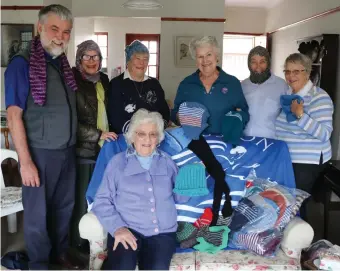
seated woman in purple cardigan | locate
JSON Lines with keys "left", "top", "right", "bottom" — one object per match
{"left": 92, "top": 109, "right": 188, "bottom": 270}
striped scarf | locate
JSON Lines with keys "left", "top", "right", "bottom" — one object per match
{"left": 29, "top": 36, "right": 77, "bottom": 106}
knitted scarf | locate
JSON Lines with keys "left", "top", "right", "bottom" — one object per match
{"left": 29, "top": 36, "right": 77, "bottom": 106}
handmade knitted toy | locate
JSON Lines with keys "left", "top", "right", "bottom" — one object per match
{"left": 194, "top": 207, "right": 213, "bottom": 228}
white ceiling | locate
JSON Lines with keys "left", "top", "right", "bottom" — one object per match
{"left": 225, "top": 0, "right": 283, "bottom": 9}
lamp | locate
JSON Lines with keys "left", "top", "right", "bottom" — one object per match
{"left": 122, "top": 0, "right": 163, "bottom": 10}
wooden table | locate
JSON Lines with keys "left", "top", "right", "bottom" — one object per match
{"left": 1, "top": 127, "right": 10, "bottom": 149}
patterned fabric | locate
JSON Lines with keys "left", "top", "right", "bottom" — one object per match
{"left": 194, "top": 226, "right": 230, "bottom": 254}
{"left": 229, "top": 198, "right": 262, "bottom": 231}
{"left": 176, "top": 222, "right": 198, "bottom": 243}
{"left": 1, "top": 187, "right": 22, "bottom": 208}
{"left": 178, "top": 102, "right": 210, "bottom": 140}
{"left": 75, "top": 40, "right": 102, "bottom": 83}
{"left": 29, "top": 36, "right": 77, "bottom": 106}
{"left": 173, "top": 163, "right": 209, "bottom": 196}
{"left": 194, "top": 208, "right": 213, "bottom": 228}
{"left": 216, "top": 215, "right": 232, "bottom": 227}
{"left": 197, "top": 226, "right": 226, "bottom": 247}
{"left": 231, "top": 228, "right": 283, "bottom": 257}
{"left": 276, "top": 83, "right": 334, "bottom": 164}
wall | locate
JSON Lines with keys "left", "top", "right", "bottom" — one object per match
{"left": 224, "top": 6, "right": 266, "bottom": 34}
{"left": 93, "top": 17, "right": 161, "bottom": 78}
{"left": 72, "top": 0, "right": 225, "bottom": 18}
{"left": 268, "top": 4, "right": 340, "bottom": 159}
{"left": 159, "top": 21, "right": 225, "bottom": 102}
{"left": 266, "top": 0, "right": 340, "bottom": 32}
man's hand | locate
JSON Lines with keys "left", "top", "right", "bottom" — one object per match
{"left": 113, "top": 227, "right": 137, "bottom": 251}
{"left": 20, "top": 160, "right": 40, "bottom": 187}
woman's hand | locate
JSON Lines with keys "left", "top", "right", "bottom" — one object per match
{"left": 291, "top": 99, "right": 304, "bottom": 117}
{"left": 113, "top": 227, "right": 138, "bottom": 251}
{"left": 100, "top": 131, "right": 118, "bottom": 141}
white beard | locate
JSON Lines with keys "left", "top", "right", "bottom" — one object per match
{"left": 40, "top": 28, "right": 68, "bottom": 57}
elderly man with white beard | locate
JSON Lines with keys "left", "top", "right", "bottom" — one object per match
{"left": 5, "top": 5, "right": 84, "bottom": 270}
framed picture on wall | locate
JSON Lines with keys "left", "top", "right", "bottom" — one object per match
{"left": 175, "top": 36, "right": 196, "bottom": 67}
{"left": 1, "top": 23, "right": 34, "bottom": 67}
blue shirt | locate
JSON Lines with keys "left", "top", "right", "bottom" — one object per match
{"left": 241, "top": 74, "right": 288, "bottom": 139}
{"left": 5, "top": 53, "right": 61, "bottom": 110}
{"left": 92, "top": 148, "right": 189, "bottom": 237}
{"left": 171, "top": 67, "right": 249, "bottom": 134}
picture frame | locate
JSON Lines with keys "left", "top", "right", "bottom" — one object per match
{"left": 1, "top": 23, "right": 34, "bottom": 67}
{"left": 174, "top": 36, "right": 196, "bottom": 67}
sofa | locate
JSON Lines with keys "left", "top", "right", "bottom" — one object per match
{"left": 79, "top": 212, "right": 314, "bottom": 270}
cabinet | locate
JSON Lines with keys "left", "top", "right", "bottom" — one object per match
{"left": 297, "top": 34, "right": 339, "bottom": 102}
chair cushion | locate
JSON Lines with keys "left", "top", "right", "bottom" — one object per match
{"left": 1, "top": 187, "right": 22, "bottom": 208}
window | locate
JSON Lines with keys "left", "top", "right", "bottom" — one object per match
{"left": 93, "top": 32, "right": 108, "bottom": 72}
{"left": 20, "top": 31, "right": 32, "bottom": 50}
{"left": 222, "top": 34, "right": 267, "bottom": 81}
{"left": 126, "top": 34, "right": 160, "bottom": 79}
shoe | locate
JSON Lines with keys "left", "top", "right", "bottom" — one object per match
{"left": 56, "top": 252, "right": 86, "bottom": 270}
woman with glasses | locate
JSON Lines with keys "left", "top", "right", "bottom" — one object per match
{"left": 276, "top": 53, "right": 334, "bottom": 221}
{"left": 92, "top": 109, "right": 188, "bottom": 270}
{"left": 73, "top": 40, "right": 117, "bottom": 159}
{"left": 108, "top": 40, "right": 170, "bottom": 134}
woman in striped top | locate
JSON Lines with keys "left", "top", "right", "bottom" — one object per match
{"left": 275, "top": 53, "right": 334, "bottom": 220}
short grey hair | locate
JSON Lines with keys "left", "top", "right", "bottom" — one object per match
{"left": 38, "top": 4, "right": 73, "bottom": 25}
{"left": 124, "top": 109, "right": 165, "bottom": 145}
{"left": 189, "top": 36, "right": 221, "bottom": 60}
{"left": 284, "top": 53, "right": 312, "bottom": 75}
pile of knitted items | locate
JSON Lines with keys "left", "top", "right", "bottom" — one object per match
{"left": 176, "top": 212, "right": 231, "bottom": 253}
{"left": 176, "top": 102, "right": 233, "bottom": 224}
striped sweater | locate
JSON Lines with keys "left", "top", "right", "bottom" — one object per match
{"left": 276, "top": 85, "right": 333, "bottom": 164}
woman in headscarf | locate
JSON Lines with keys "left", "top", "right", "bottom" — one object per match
{"left": 73, "top": 40, "right": 117, "bottom": 159}
{"left": 107, "top": 40, "right": 170, "bottom": 134}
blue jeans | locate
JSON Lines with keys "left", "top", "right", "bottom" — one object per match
{"left": 104, "top": 229, "right": 176, "bottom": 270}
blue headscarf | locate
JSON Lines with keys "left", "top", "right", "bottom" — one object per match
{"left": 125, "top": 40, "right": 149, "bottom": 64}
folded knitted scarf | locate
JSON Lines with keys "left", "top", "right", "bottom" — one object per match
{"left": 280, "top": 95, "right": 304, "bottom": 122}
{"left": 29, "top": 36, "right": 77, "bottom": 106}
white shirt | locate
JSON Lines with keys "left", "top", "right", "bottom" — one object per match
{"left": 241, "top": 74, "right": 288, "bottom": 139}
{"left": 123, "top": 69, "right": 149, "bottom": 82}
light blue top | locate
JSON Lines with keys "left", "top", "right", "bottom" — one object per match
{"left": 241, "top": 74, "right": 288, "bottom": 139}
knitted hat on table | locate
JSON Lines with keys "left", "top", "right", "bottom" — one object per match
{"left": 221, "top": 110, "right": 247, "bottom": 146}
{"left": 178, "top": 102, "right": 210, "bottom": 140}
{"left": 173, "top": 163, "right": 209, "bottom": 196}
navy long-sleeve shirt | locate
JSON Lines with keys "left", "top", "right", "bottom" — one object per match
{"left": 171, "top": 67, "right": 249, "bottom": 134}
{"left": 107, "top": 71, "right": 170, "bottom": 133}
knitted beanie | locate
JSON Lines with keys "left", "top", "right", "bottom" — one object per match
{"left": 176, "top": 222, "right": 198, "bottom": 243}
{"left": 178, "top": 102, "right": 210, "bottom": 140}
{"left": 248, "top": 46, "right": 271, "bottom": 84}
{"left": 221, "top": 111, "right": 247, "bottom": 146}
{"left": 173, "top": 163, "right": 209, "bottom": 196}
{"left": 194, "top": 225, "right": 230, "bottom": 254}
{"left": 125, "top": 40, "right": 149, "bottom": 64}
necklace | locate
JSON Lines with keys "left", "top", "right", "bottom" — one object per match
{"left": 132, "top": 80, "right": 144, "bottom": 98}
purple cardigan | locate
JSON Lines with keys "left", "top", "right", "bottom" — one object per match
{"left": 92, "top": 148, "right": 188, "bottom": 237}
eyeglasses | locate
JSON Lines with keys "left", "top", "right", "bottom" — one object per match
{"left": 82, "top": 54, "right": 100, "bottom": 61}
{"left": 135, "top": 131, "right": 158, "bottom": 141}
{"left": 283, "top": 69, "right": 306, "bottom": 76}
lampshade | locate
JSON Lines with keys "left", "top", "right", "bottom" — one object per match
{"left": 122, "top": 0, "right": 163, "bottom": 10}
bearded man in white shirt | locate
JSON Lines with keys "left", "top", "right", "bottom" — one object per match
{"left": 241, "top": 46, "right": 288, "bottom": 139}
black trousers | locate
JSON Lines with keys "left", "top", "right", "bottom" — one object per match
{"left": 22, "top": 147, "right": 76, "bottom": 270}
{"left": 292, "top": 155, "right": 325, "bottom": 221}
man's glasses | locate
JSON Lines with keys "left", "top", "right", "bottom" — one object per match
{"left": 283, "top": 69, "right": 306, "bottom": 76}
{"left": 82, "top": 54, "right": 100, "bottom": 61}
{"left": 135, "top": 131, "right": 158, "bottom": 141}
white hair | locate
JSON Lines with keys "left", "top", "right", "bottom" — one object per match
{"left": 38, "top": 4, "right": 73, "bottom": 25}
{"left": 124, "top": 109, "right": 165, "bottom": 145}
{"left": 284, "top": 53, "right": 312, "bottom": 76}
{"left": 189, "top": 36, "right": 221, "bottom": 60}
